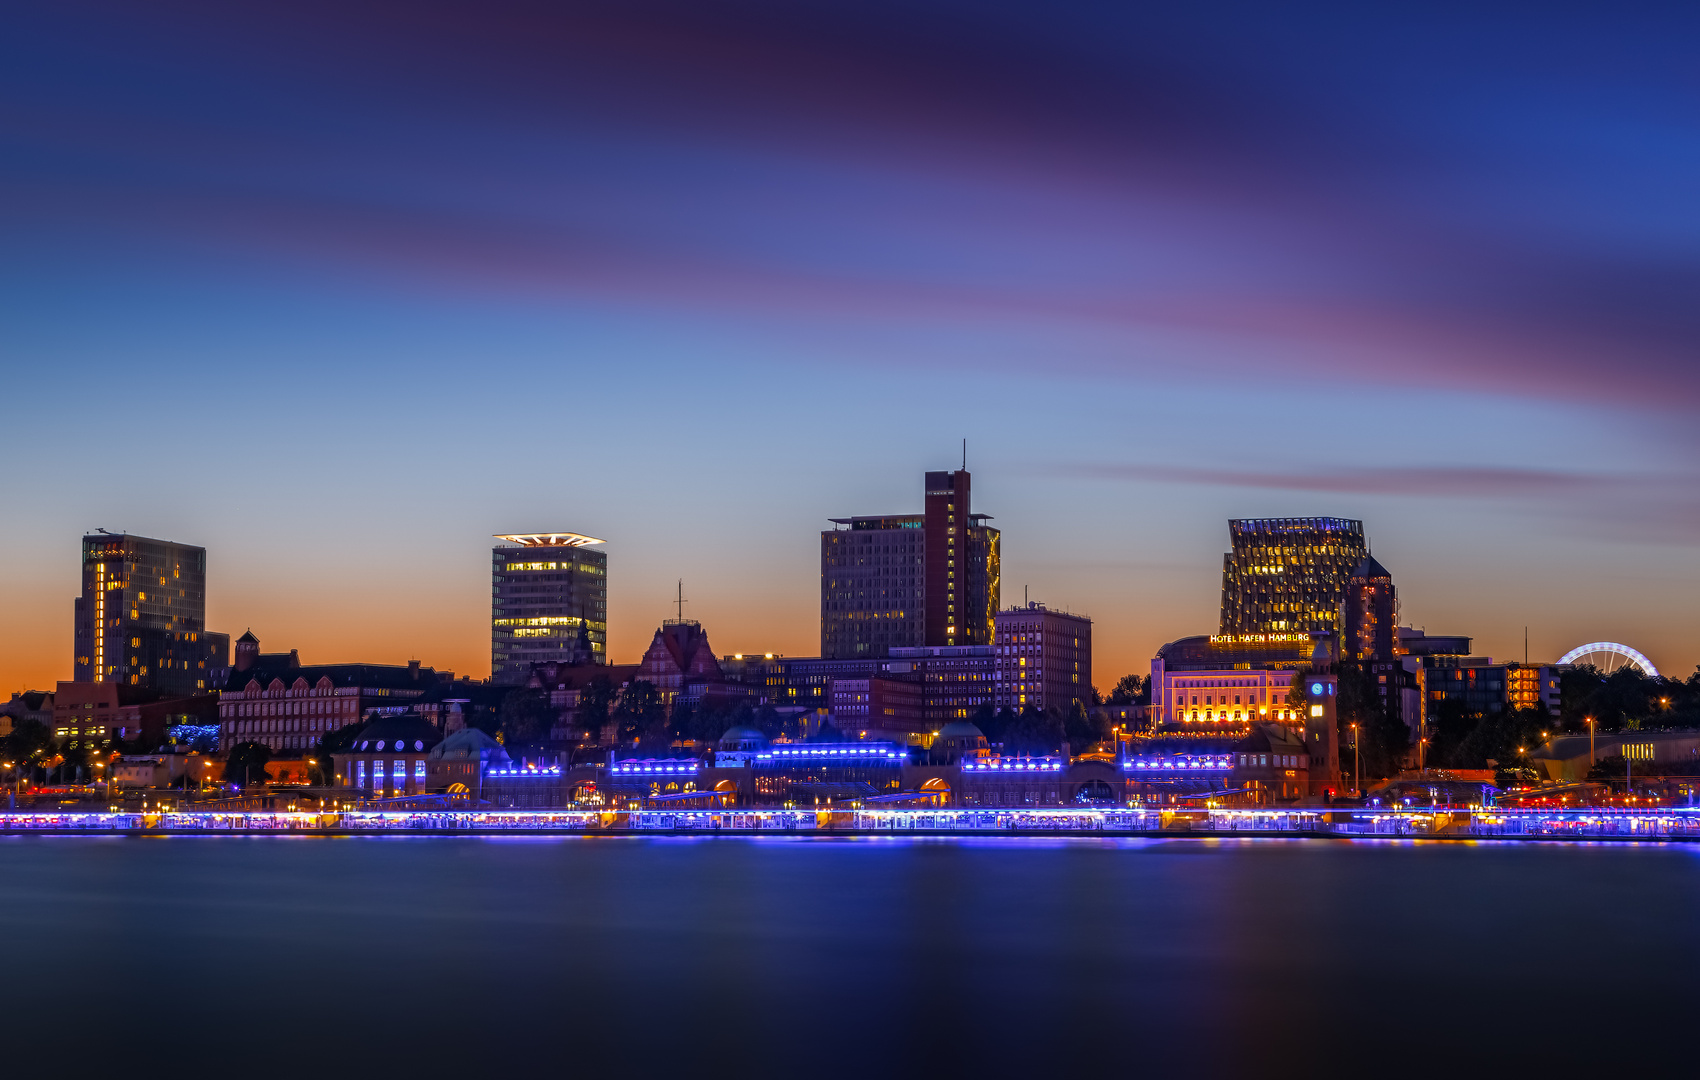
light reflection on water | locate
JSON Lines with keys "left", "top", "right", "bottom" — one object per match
{"left": 2, "top": 836, "right": 1695, "bottom": 1076}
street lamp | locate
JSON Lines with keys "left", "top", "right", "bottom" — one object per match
{"left": 1349, "top": 723, "right": 1360, "bottom": 798}
{"left": 1585, "top": 716, "right": 1595, "bottom": 770}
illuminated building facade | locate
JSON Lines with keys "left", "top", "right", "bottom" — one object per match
{"left": 492, "top": 532, "right": 608, "bottom": 685}
{"left": 821, "top": 469, "right": 999, "bottom": 659}
{"left": 1422, "top": 657, "right": 1560, "bottom": 717}
{"left": 1218, "top": 517, "right": 1366, "bottom": 635}
{"left": 633, "top": 620, "right": 747, "bottom": 710}
{"left": 218, "top": 635, "right": 452, "bottom": 752}
{"left": 888, "top": 645, "right": 995, "bottom": 724}
{"left": 330, "top": 713, "right": 442, "bottom": 797}
{"left": 993, "top": 603, "right": 1092, "bottom": 713}
{"left": 72, "top": 532, "right": 228, "bottom": 695}
{"left": 830, "top": 676, "right": 925, "bottom": 738}
{"left": 1148, "top": 635, "right": 1311, "bottom": 726}
{"left": 1339, "top": 556, "right": 1399, "bottom": 664}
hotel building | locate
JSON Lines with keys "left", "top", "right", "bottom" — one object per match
{"left": 821, "top": 469, "right": 999, "bottom": 659}
{"left": 1218, "top": 517, "right": 1366, "bottom": 636}
{"left": 492, "top": 532, "right": 608, "bottom": 685}
{"left": 1148, "top": 635, "right": 1311, "bottom": 726}
{"left": 993, "top": 602, "right": 1092, "bottom": 713}
{"left": 72, "top": 532, "right": 228, "bottom": 695}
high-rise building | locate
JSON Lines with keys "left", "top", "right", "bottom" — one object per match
{"left": 1218, "top": 517, "right": 1367, "bottom": 636}
{"left": 993, "top": 603, "right": 1092, "bottom": 714}
{"left": 491, "top": 533, "right": 608, "bottom": 685}
{"left": 72, "top": 532, "right": 228, "bottom": 695}
{"left": 821, "top": 469, "right": 999, "bottom": 659}
{"left": 1339, "top": 555, "right": 1398, "bottom": 664}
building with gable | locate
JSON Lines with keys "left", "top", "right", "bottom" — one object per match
{"left": 215, "top": 631, "right": 453, "bottom": 753}
{"left": 634, "top": 620, "right": 746, "bottom": 710}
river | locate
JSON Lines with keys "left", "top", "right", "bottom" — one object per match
{"left": 3, "top": 835, "right": 1694, "bottom": 1077}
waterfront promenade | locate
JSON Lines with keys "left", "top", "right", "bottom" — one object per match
{"left": 4, "top": 806, "right": 1699, "bottom": 840}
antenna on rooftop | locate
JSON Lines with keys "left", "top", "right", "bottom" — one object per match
{"left": 675, "top": 579, "right": 688, "bottom": 622}
{"left": 962, "top": 438, "right": 967, "bottom": 471}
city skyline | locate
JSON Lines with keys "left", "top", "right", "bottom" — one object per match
{"left": 1, "top": 489, "right": 1688, "bottom": 696}
{"left": 4, "top": 3, "right": 1698, "bottom": 690}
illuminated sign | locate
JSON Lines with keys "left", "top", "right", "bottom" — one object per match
{"left": 1209, "top": 633, "right": 1312, "bottom": 644}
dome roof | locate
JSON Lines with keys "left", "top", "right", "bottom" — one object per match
{"left": 350, "top": 713, "right": 442, "bottom": 754}
{"left": 719, "top": 726, "right": 767, "bottom": 748}
{"left": 936, "top": 721, "right": 985, "bottom": 741}
{"left": 427, "top": 726, "right": 510, "bottom": 765}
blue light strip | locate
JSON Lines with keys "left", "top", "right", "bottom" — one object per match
{"left": 756, "top": 744, "right": 901, "bottom": 761}
{"left": 1124, "top": 756, "right": 1234, "bottom": 772}
{"left": 608, "top": 761, "right": 699, "bottom": 775}
{"left": 961, "top": 759, "right": 1063, "bottom": 772}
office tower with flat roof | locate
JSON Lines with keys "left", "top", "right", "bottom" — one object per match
{"left": 72, "top": 531, "right": 228, "bottom": 695}
{"left": 994, "top": 602, "right": 1092, "bottom": 714}
{"left": 491, "top": 533, "right": 608, "bottom": 685}
{"left": 1218, "top": 517, "right": 1366, "bottom": 636}
{"left": 821, "top": 469, "right": 999, "bottom": 659}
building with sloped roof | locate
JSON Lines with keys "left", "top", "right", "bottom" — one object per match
{"left": 634, "top": 620, "right": 748, "bottom": 711}
{"left": 216, "top": 632, "right": 452, "bottom": 754}
{"left": 331, "top": 713, "right": 443, "bottom": 797}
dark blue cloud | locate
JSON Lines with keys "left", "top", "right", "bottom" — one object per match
{"left": 4, "top": 1, "right": 1697, "bottom": 404}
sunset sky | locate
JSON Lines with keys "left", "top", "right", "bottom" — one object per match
{"left": 4, "top": 1, "right": 1698, "bottom": 693}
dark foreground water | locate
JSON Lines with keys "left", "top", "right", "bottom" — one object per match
{"left": 3, "top": 836, "right": 1696, "bottom": 1078}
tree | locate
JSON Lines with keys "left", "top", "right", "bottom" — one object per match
{"left": 1, "top": 719, "right": 55, "bottom": 783}
{"left": 613, "top": 680, "right": 666, "bottom": 746}
{"left": 225, "top": 741, "right": 273, "bottom": 789}
{"left": 999, "top": 707, "right": 1065, "bottom": 756}
{"left": 1106, "top": 674, "right": 1149, "bottom": 706}
{"left": 309, "top": 722, "right": 364, "bottom": 786}
{"left": 577, "top": 676, "right": 616, "bottom": 738}
{"left": 498, "top": 688, "right": 556, "bottom": 753}
{"left": 754, "top": 704, "right": 783, "bottom": 741}
{"left": 667, "top": 700, "right": 696, "bottom": 743}
{"left": 1063, "top": 701, "right": 1106, "bottom": 755}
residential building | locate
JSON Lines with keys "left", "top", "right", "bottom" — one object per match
{"left": 1, "top": 690, "right": 55, "bottom": 737}
{"left": 46, "top": 681, "right": 210, "bottom": 748}
{"left": 993, "top": 602, "right": 1092, "bottom": 714}
{"left": 821, "top": 468, "right": 999, "bottom": 659}
{"left": 1218, "top": 517, "right": 1367, "bottom": 636}
{"left": 722, "top": 646, "right": 992, "bottom": 732}
{"left": 1422, "top": 656, "right": 1561, "bottom": 718}
{"left": 492, "top": 532, "right": 608, "bottom": 685}
{"left": 634, "top": 620, "right": 734, "bottom": 706}
{"left": 72, "top": 531, "right": 229, "bottom": 694}
{"left": 50, "top": 681, "right": 122, "bottom": 747}
{"left": 721, "top": 653, "right": 879, "bottom": 712}
{"left": 888, "top": 645, "right": 996, "bottom": 725}
{"left": 1340, "top": 556, "right": 1398, "bottom": 664}
{"left": 830, "top": 676, "right": 924, "bottom": 739}
{"left": 217, "top": 633, "right": 453, "bottom": 753}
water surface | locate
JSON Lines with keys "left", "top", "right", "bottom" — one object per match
{"left": 4, "top": 836, "right": 1694, "bottom": 1077}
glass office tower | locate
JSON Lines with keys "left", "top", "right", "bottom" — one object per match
{"left": 491, "top": 532, "right": 608, "bottom": 685}
{"left": 1218, "top": 517, "right": 1367, "bottom": 636}
{"left": 73, "top": 531, "right": 228, "bottom": 695}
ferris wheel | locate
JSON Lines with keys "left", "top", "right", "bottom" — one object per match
{"left": 1557, "top": 642, "right": 1660, "bottom": 678}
